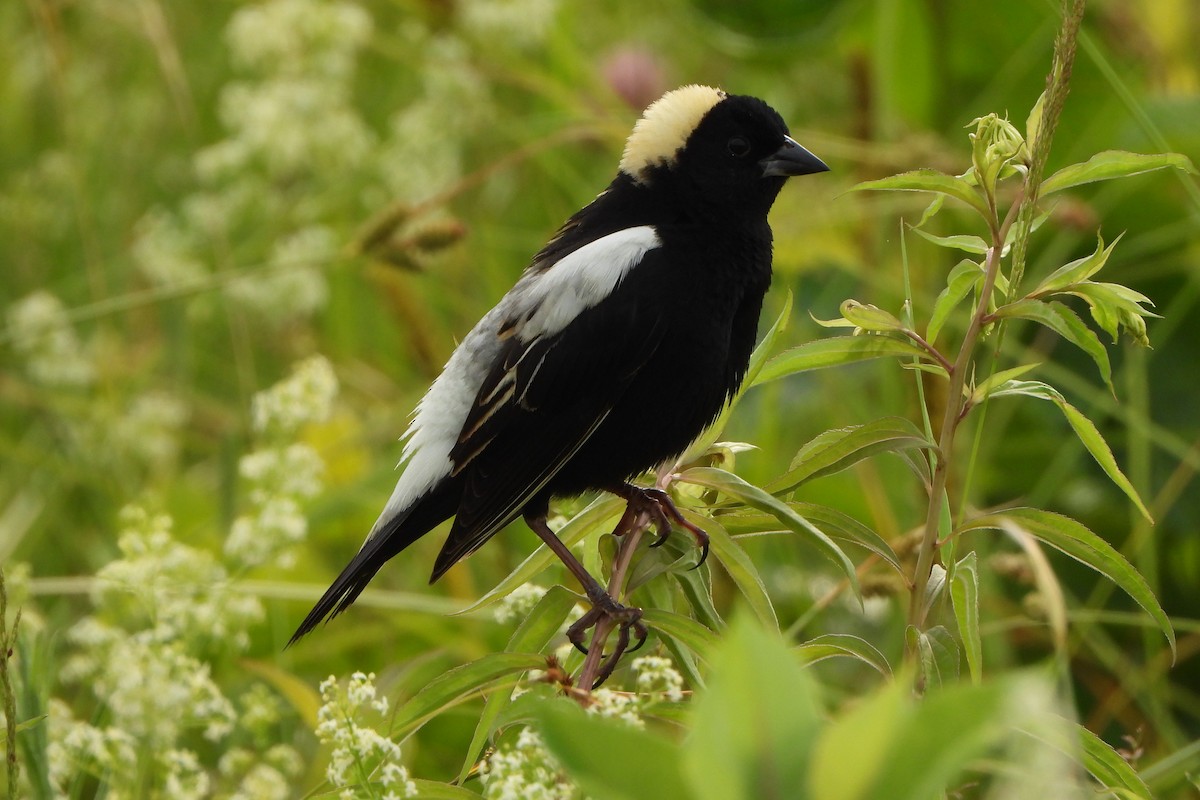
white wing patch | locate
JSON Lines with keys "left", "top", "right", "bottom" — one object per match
{"left": 364, "top": 225, "right": 661, "bottom": 542}
{"left": 516, "top": 226, "right": 661, "bottom": 338}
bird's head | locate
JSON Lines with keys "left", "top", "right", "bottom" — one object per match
{"left": 619, "top": 85, "right": 827, "bottom": 220}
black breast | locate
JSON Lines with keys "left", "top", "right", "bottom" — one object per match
{"left": 543, "top": 221, "right": 773, "bottom": 498}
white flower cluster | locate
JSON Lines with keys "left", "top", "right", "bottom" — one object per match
{"left": 479, "top": 727, "right": 576, "bottom": 800}
{"left": 228, "top": 355, "right": 338, "bottom": 568}
{"left": 133, "top": 0, "right": 376, "bottom": 322}
{"left": 6, "top": 290, "right": 94, "bottom": 387}
{"left": 251, "top": 354, "right": 338, "bottom": 435}
{"left": 630, "top": 655, "right": 685, "bottom": 703}
{"left": 458, "top": 0, "right": 560, "bottom": 47}
{"left": 315, "top": 672, "right": 417, "bottom": 799}
{"left": 224, "top": 225, "right": 334, "bottom": 324}
{"left": 493, "top": 582, "right": 550, "bottom": 624}
{"left": 109, "top": 390, "right": 190, "bottom": 472}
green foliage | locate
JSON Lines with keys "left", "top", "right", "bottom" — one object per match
{"left": 3, "top": 0, "right": 1199, "bottom": 798}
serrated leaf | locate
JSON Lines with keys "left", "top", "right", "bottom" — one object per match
{"left": 1041, "top": 150, "right": 1197, "bottom": 195}
{"left": 0, "top": 714, "right": 46, "bottom": 747}
{"left": 679, "top": 468, "right": 858, "bottom": 599}
{"left": 720, "top": 503, "right": 902, "bottom": 575}
{"left": 985, "top": 380, "right": 1151, "bottom": 521}
{"left": 908, "top": 624, "right": 959, "bottom": 691}
{"left": 960, "top": 508, "right": 1174, "bottom": 658}
{"left": 795, "top": 633, "right": 893, "bottom": 677}
{"left": 1032, "top": 232, "right": 1121, "bottom": 295}
{"left": 950, "top": 552, "right": 982, "bottom": 684}
{"left": 766, "top": 417, "right": 933, "bottom": 496}
{"left": 809, "top": 672, "right": 905, "bottom": 800}
{"left": 685, "top": 616, "right": 823, "bottom": 800}
{"left": 969, "top": 363, "right": 1041, "bottom": 403}
{"left": 911, "top": 226, "right": 990, "bottom": 254}
{"left": 458, "top": 587, "right": 579, "bottom": 782}
{"left": 536, "top": 700, "right": 690, "bottom": 800}
{"left": 1077, "top": 723, "right": 1154, "bottom": 798}
{"left": 915, "top": 193, "right": 945, "bottom": 227}
{"left": 683, "top": 509, "right": 779, "bottom": 629}
{"left": 461, "top": 495, "right": 623, "bottom": 614}
{"left": 391, "top": 652, "right": 545, "bottom": 739}
{"left": 992, "top": 299, "right": 1113, "bottom": 394}
{"left": 1069, "top": 281, "right": 1157, "bottom": 347}
{"left": 1026, "top": 88, "right": 1047, "bottom": 147}
{"left": 839, "top": 299, "right": 906, "bottom": 331}
{"left": 927, "top": 259, "right": 983, "bottom": 344}
{"left": 850, "top": 169, "right": 990, "bottom": 217}
{"left": 641, "top": 608, "right": 720, "bottom": 660}
{"left": 757, "top": 336, "right": 938, "bottom": 384}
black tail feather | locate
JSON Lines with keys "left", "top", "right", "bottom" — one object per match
{"left": 287, "top": 479, "right": 461, "bottom": 647}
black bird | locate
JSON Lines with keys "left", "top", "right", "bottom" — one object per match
{"left": 290, "top": 85, "right": 828, "bottom": 671}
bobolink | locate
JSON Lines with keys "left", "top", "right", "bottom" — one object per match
{"left": 290, "top": 85, "right": 827, "bottom": 679}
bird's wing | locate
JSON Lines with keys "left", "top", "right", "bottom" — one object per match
{"left": 428, "top": 231, "right": 668, "bottom": 580}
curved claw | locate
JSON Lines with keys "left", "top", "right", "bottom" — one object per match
{"left": 648, "top": 526, "right": 671, "bottom": 548}
{"left": 628, "top": 623, "right": 649, "bottom": 653}
{"left": 688, "top": 539, "right": 710, "bottom": 571}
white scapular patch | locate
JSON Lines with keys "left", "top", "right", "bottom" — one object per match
{"left": 619, "top": 84, "right": 726, "bottom": 184}
{"left": 515, "top": 225, "right": 661, "bottom": 338}
{"left": 364, "top": 225, "right": 662, "bottom": 541}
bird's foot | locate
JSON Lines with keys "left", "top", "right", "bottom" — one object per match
{"left": 567, "top": 591, "right": 647, "bottom": 688}
{"left": 609, "top": 484, "right": 710, "bottom": 568}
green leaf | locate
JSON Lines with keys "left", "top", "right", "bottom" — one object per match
{"left": 684, "top": 616, "right": 824, "bottom": 800}
{"left": 757, "top": 336, "right": 937, "bottom": 384}
{"left": 927, "top": 259, "right": 983, "bottom": 344}
{"left": 910, "top": 226, "right": 990, "bottom": 254}
{"left": 409, "top": 780, "right": 485, "bottom": 799}
{"left": 391, "top": 652, "right": 545, "bottom": 739}
{"left": 991, "top": 299, "right": 1113, "bottom": 393}
{"left": 838, "top": 299, "right": 906, "bottom": 332}
{"left": 535, "top": 700, "right": 691, "bottom": 800}
{"left": 720, "top": 502, "right": 902, "bottom": 575}
{"left": 461, "top": 495, "right": 622, "bottom": 614}
{"left": 1032, "top": 232, "right": 1121, "bottom": 295}
{"left": 795, "top": 633, "right": 893, "bottom": 677}
{"left": 0, "top": 714, "right": 47, "bottom": 746}
{"left": 808, "top": 672, "right": 906, "bottom": 800}
{"left": 679, "top": 467, "right": 859, "bottom": 599}
{"left": 1077, "top": 723, "right": 1154, "bottom": 798}
{"left": 850, "top": 169, "right": 990, "bottom": 217}
{"left": 985, "top": 380, "right": 1151, "bottom": 520}
{"left": 950, "top": 551, "right": 982, "bottom": 684}
{"left": 872, "top": 675, "right": 1032, "bottom": 799}
{"left": 908, "top": 624, "right": 959, "bottom": 690}
{"left": 1041, "top": 150, "right": 1198, "bottom": 196}
{"left": 765, "top": 417, "right": 933, "bottom": 496}
{"left": 684, "top": 509, "right": 779, "bottom": 629}
{"left": 969, "top": 362, "right": 1041, "bottom": 403}
{"left": 1069, "top": 281, "right": 1157, "bottom": 347}
{"left": 458, "top": 586, "right": 579, "bottom": 782}
{"left": 960, "top": 508, "right": 1174, "bottom": 657}
{"left": 641, "top": 608, "right": 720, "bottom": 660}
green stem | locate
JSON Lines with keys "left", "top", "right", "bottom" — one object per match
{"left": 908, "top": 222, "right": 1006, "bottom": 638}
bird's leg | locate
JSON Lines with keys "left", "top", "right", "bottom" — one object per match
{"left": 606, "top": 483, "right": 710, "bottom": 568}
{"left": 523, "top": 512, "right": 647, "bottom": 681}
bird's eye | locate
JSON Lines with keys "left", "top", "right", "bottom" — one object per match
{"left": 726, "top": 136, "right": 751, "bottom": 158}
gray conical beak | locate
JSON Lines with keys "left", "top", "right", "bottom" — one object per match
{"left": 760, "top": 135, "right": 829, "bottom": 178}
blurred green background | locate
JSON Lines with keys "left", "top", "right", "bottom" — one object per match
{"left": 2, "top": 0, "right": 1198, "bottom": 791}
